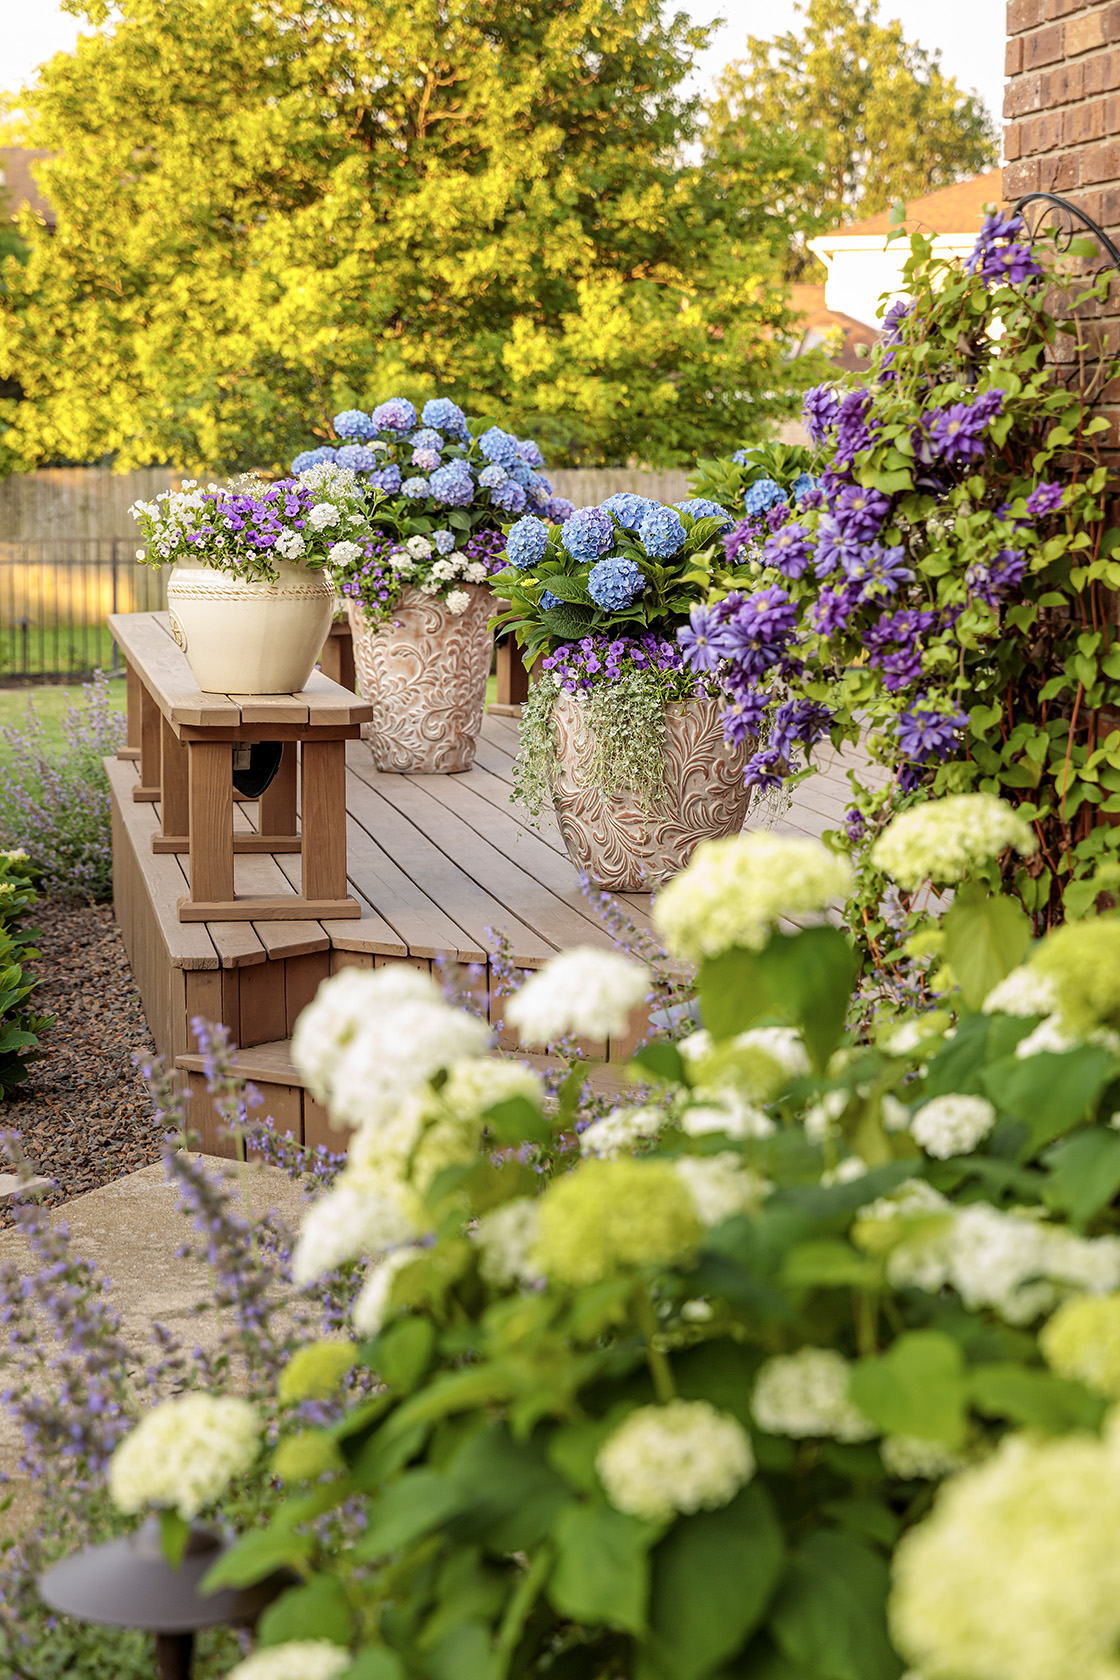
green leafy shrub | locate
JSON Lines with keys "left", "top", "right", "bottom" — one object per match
{"left": 0, "top": 850, "right": 51, "bottom": 1096}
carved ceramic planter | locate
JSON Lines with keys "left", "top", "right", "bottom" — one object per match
{"left": 348, "top": 586, "right": 493, "bottom": 774}
{"left": 165, "top": 561, "right": 334, "bottom": 694}
{"left": 550, "top": 690, "right": 752, "bottom": 890}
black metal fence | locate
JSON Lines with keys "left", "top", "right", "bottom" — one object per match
{"left": 0, "top": 540, "right": 168, "bottom": 682}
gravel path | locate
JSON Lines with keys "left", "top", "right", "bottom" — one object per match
{"left": 0, "top": 897, "right": 159, "bottom": 1223}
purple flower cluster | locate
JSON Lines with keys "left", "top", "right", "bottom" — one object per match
{"left": 897, "top": 694, "right": 969, "bottom": 790}
{"left": 761, "top": 521, "right": 814, "bottom": 579}
{"left": 181, "top": 481, "right": 313, "bottom": 563}
{"left": 679, "top": 586, "right": 798, "bottom": 686}
{"left": 1026, "top": 481, "right": 1064, "bottom": 518}
{"left": 967, "top": 547, "right": 1027, "bottom": 605}
{"left": 921, "top": 390, "right": 1004, "bottom": 466}
{"left": 834, "top": 389, "right": 876, "bottom": 466}
{"left": 966, "top": 211, "right": 1044, "bottom": 286}
{"left": 864, "top": 607, "right": 939, "bottom": 690}
{"left": 802, "top": 384, "right": 841, "bottom": 446}
{"left": 739, "top": 697, "right": 835, "bottom": 790}
{"left": 542, "top": 633, "right": 686, "bottom": 693}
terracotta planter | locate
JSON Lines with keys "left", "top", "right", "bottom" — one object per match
{"left": 348, "top": 586, "right": 493, "bottom": 773}
{"left": 165, "top": 561, "right": 334, "bottom": 694}
{"left": 550, "top": 690, "right": 752, "bottom": 890}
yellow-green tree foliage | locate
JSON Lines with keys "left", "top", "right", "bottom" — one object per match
{"left": 705, "top": 0, "right": 999, "bottom": 240}
{"left": 0, "top": 0, "right": 824, "bottom": 474}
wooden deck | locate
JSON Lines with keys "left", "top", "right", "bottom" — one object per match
{"left": 111, "top": 707, "right": 887, "bottom": 1155}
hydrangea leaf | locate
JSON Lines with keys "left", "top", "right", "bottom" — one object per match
{"left": 1042, "top": 1129, "right": 1120, "bottom": 1228}
{"left": 849, "top": 1330, "right": 968, "bottom": 1448}
{"left": 768, "top": 1529, "right": 902, "bottom": 1680}
{"left": 637, "top": 1484, "right": 785, "bottom": 1680}
{"left": 967, "top": 1363, "right": 1107, "bottom": 1433}
{"left": 256, "top": 1572, "right": 354, "bottom": 1649}
{"left": 547, "top": 1502, "right": 657, "bottom": 1635}
{"left": 447, "top": 1425, "right": 574, "bottom": 1553}
{"left": 941, "top": 882, "right": 1032, "bottom": 1011}
{"left": 342, "top": 1651, "right": 407, "bottom": 1680}
{"left": 352, "top": 1469, "right": 468, "bottom": 1560}
{"left": 980, "top": 1047, "right": 1118, "bottom": 1155}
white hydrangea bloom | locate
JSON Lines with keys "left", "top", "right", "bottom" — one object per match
{"left": 882, "top": 1018, "right": 941, "bottom": 1056}
{"left": 291, "top": 1177, "right": 422, "bottom": 1285}
{"left": 464, "top": 561, "right": 488, "bottom": 582}
{"left": 891, "top": 1413, "right": 1120, "bottom": 1680}
{"left": 596, "top": 1401, "right": 755, "bottom": 1523}
{"left": 505, "top": 947, "right": 650, "bottom": 1045}
{"left": 735, "top": 1027, "right": 811, "bottom": 1080}
{"left": 1014, "top": 1016, "right": 1079, "bottom": 1059}
{"left": 881, "top": 1434, "right": 967, "bottom": 1480}
{"left": 804, "top": 1088, "right": 849, "bottom": 1142}
{"left": 291, "top": 965, "right": 441, "bottom": 1104}
{"left": 446, "top": 588, "right": 471, "bottom": 615}
{"left": 308, "top": 502, "right": 341, "bottom": 530}
{"left": 982, "top": 966, "right": 1060, "bottom": 1017}
{"left": 579, "top": 1105, "right": 667, "bottom": 1158}
{"left": 1, "top": 848, "right": 28, "bottom": 863}
{"left": 680, "top": 1092, "right": 775, "bottom": 1139}
{"left": 911, "top": 1094, "right": 997, "bottom": 1159}
{"left": 442, "top": 1056, "right": 544, "bottom": 1120}
{"left": 1043, "top": 1227, "right": 1120, "bottom": 1296}
{"left": 326, "top": 539, "right": 362, "bottom": 565}
{"left": 677, "top": 1029, "right": 713, "bottom": 1063}
{"left": 870, "top": 793, "right": 1036, "bottom": 892}
{"left": 471, "top": 1197, "right": 542, "bottom": 1287}
{"left": 109, "top": 1395, "right": 260, "bottom": 1520}
{"left": 351, "top": 1245, "right": 425, "bottom": 1338}
{"left": 751, "top": 1348, "right": 876, "bottom": 1442}
{"left": 674, "top": 1153, "right": 771, "bottom": 1225}
{"left": 653, "top": 833, "right": 851, "bottom": 962}
{"left": 328, "top": 999, "right": 490, "bottom": 1129}
{"left": 881, "top": 1094, "right": 911, "bottom": 1133}
{"left": 821, "top": 1156, "right": 869, "bottom": 1186}
{"left": 858, "top": 1178, "right": 951, "bottom": 1224}
{"left": 406, "top": 535, "right": 433, "bottom": 558}
{"left": 226, "top": 1641, "right": 352, "bottom": 1680}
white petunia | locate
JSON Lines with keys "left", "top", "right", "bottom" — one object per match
{"left": 406, "top": 535, "right": 433, "bottom": 558}
{"left": 446, "top": 588, "right": 471, "bottom": 615}
{"left": 596, "top": 1401, "right": 755, "bottom": 1523}
{"left": 109, "top": 1394, "right": 260, "bottom": 1520}
{"left": 308, "top": 502, "right": 341, "bottom": 530}
{"left": 505, "top": 947, "right": 651, "bottom": 1045}
{"left": 464, "top": 561, "right": 488, "bottom": 582}
{"left": 326, "top": 539, "right": 362, "bottom": 565}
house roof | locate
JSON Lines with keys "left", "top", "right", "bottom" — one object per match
{"left": 831, "top": 168, "right": 1003, "bottom": 241}
{"left": 788, "top": 283, "right": 878, "bottom": 372}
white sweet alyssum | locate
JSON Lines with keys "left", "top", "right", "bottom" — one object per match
{"left": 579, "top": 1105, "right": 667, "bottom": 1159}
{"left": 291, "top": 966, "right": 442, "bottom": 1104}
{"left": 653, "top": 833, "right": 851, "bottom": 962}
{"left": 351, "top": 1245, "right": 424, "bottom": 1337}
{"left": 870, "top": 792, "right": 1036, "bottom": 892}
{"left": 596, "top": 1401, "right": 755, "bottom": 1523}
{"left": 891, "top": 1413, "right": 1120, "bottom": 1680}
{"left": 910, "top": 1093, "right": 997, "bottom": 1159}
{"left": 674, "top": 1153, "right": 771, "bottom": 1226}
{"left": 225, "top": 1641, "right": 353, "bottom": 1680}
{"left": 109, "top": 1395, "right": 260, "bottom": 1520}
{"left": 751, "top": 1347, "right": 876, "bottom": 1441}
{"left": 505, "top": 947, "right": 651, "bottom": 1044}
{"left": 291, "top": 1176, "right": 421, "bottom": 1285}
{"left": 471, "top": 1197, "right": 542, "bottom": 1287}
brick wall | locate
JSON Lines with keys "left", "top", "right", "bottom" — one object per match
{"left": 1005, "top": 1, "right": 1120, "bottom": 445}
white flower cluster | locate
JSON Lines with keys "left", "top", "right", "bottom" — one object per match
{"left": 653, "top": 833, "right": 852, "bottom": 962}
{"left": 910, "top": 1093, "right": 997, "bottom": 1159}
{"left": 674, "top": 1153, "right": 771, "bottom": 1226}
{"left": 326, "top": 539, "right": 363, "bottom": 566}
{"left": 579, "top": 1105, "right": 667, "bottom": 1158}
{"left": 352, "top": 1244, "right": 425, "bottom": 1337}
{"left": 880, "top": 1434, "right": 968, "bottom": 1481}
{"left": 276, "top": 529, "right": 307, "bottom": 560}
{"left": 982, "top": 965, "right": 1060, "bottom": 1017}
{"left": 870, "top": 792, "right": 1036, "bottom": 892}
{"left": 291, "top": 965, "right": 437, "bottom": 1103}
{"left": 891, "top": 1412, "right": 1120, "bottom": 1680}
{"left": 291, "top": 1179, "right": 421, "bottom": 1286}
{"left": 679, "top": 1092, "right": 775, "bottom": 1140}
{"left": 751, "top": 1348, "right": 876, "bottom": 1442}
{"left": 226, "top": 1642, "right": 353, "bottom": 1680}
{"left": 506, "top": 947, "right": 651, "bottom": 1045}
{"left": 471, "top": 1196, "right": 542, "bottom": 1287}
{"left": 109, "top": 1394, "right": 260, "bottom": 1520}
{"left": 596, "top": 1400, "right": 755, "bottom": 1523}
{"left": 442, "top": 1056, "right": 544, "bottom": 1119}
{"left": 308, "top": 501, "right": 341, "bottom": 531}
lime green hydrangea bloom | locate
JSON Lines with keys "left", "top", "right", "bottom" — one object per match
{"left": 272, "top": 1429, "right": 344, "bottom": 1483}
{"left": 1041, "top": 1293, "right": 1120, "bottom": 1398}
{"left": 278, "top": 1340, "right": 357, "bottom": 1404}
{"left": 1031, "top": 918, "right": 1120, "bottom": 1036}
{"left": 652, "top": 834, "right": 851, "bottom": 962}
{"left": 535, "top": 1157, "right": 702, "bottom": 1286}
{"left": 870, "top": 792, "right": 1036, "bottom": 892}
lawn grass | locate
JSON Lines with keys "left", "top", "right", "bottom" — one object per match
{"left": 0, "top": 677, "right": 128, "bottom": 770}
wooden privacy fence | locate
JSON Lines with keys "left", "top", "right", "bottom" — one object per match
{"left": 0, "top": 466, "right": 693, "bottom": 543}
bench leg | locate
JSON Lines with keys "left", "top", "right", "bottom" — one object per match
{"left": 258, "top": 741, "right": 299, "bottom": 843}
{"left": 301, "top": 740, "right": 348, "bottom": 902}
{"left": 185, "top": 741, "right": 234, "bottom": 909}
{"left": 132, "top": 680, "right": 162, "bottom": 800}
{"left": 118, "top": 659, "right": 141, "bottom": 760}
{"left": 159, "top": 716, "right": 190, "bottom": 844}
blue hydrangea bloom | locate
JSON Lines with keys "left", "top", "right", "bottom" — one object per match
{"left": 675, "top": 498, "right": 732, "bottom": 530}
{"left": 291, "top": 447, "right": 337, "bottom": 473}
{"left": 540, "top": 590, "right": 562, "bottom": 611}
{"left": 792, "top": 473, "right": 821, "bottom": 502}
{"left": 479, "top": 426, "right": 521, "bottom": 470}
{"left": 510, "top": 461, "right": 534, "bottom": 488}
{"left": 368, "top": 464, "right": 402, "bottom": 495}
{"left": 601, "top": 492, "right": 655, "bottom": 531}
{"left": 588, "top": 556, "right": 646, "bottom": 611}
{"left": 432, "top": 530, "right": 456, "bottom": 555}
{"left": 412, "top": 447, "right": 441, "bottom": 471}
{"left": 411, "top": 427, "right": 443, "bottom": 452}
{"left": 545, "top": 495, "right": 576, "bottom": 523}
{"left": 421, "top": 398, "right": 468, "bottom": 437}
{"left": 334, "top": 409, "right": 375, "bottom": 441}
{"left": 562, "top": 506, "right": 614, "bottom": 564}
{"left": 429, "top": 461, "right": 475, "bottom": 507}
{"left": 506, "top": 516, "right": 550, "bottom": 570}
{"left": 743, "top": 478, "right": 786, "bottom": 517}
{"left": 493, "top": 480, "right": 527, "bottom": 515}
{"left": 372, "top": 398, "right": 417, "bottom": 432}
{"left": 731, "top": 449, "right": 749, "bottom": 465}
{"left": 517, "top": 439, "right": 545, "bottom": 469}
{"left": 479, "top": 463, "right": 508, "bottom": 489}
{"left": 336, "top": 443, "right": 381, "bottom": 472}
{"left": 638, "top": 507, "right": 686, "bottom": 558}
{"left": 401, "top": 476, "right": 430, "bottom": 499}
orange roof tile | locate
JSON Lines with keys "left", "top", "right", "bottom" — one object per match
{"left": 833, "top": 168, "right": 1003, "bottom": 240}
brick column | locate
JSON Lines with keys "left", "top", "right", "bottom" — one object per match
{"left": 1005, "top": 1, "right": 1120, "bottom": 445}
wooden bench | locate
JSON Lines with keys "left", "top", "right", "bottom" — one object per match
{"left": 109, "top": 612, "right": 372, "bottom": 924}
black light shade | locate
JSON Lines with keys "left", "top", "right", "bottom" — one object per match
{"left": 38, "top": 1516, "right": 279, "bottom": 1635}
{"left": 231, "top": 741, "right": 286, "bottom": 799}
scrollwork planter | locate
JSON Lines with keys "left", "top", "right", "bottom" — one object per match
{"left": 549, "top": 690, "right": 752, "bottom": 889}
{"left": 165, "top": 561, "right": 334, "bottom": 694}
{"left": 348, "top": 586, "right": 494, "bottom": 774}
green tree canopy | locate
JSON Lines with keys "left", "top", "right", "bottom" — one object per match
{"left": 0, "top": 0, "right": 823, "bottom": 475}
{"left": 704, "top": 0, "right": 999, "bottom": 242}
